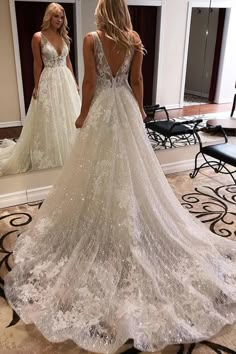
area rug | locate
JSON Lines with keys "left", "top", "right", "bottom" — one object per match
{"left": 0, "top": 173, "right": 236, "bottom": 354}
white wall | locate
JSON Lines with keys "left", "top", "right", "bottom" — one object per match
{"left": 157, "top": 0, "right": 236, "bottom": 108}
{"left": 81, "top": 0, "right": 97, "bottom": 37}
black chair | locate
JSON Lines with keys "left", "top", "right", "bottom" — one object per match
{"left": 190, "top": 125, "right": 236, "bottom": 184}
{"left": 144, "top": 104, "right": 203, "bottom": 149}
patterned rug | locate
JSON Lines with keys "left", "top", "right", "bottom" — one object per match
{"left": 0, "top": 171, "right": 236, "bottom": 354}
{"left": 0, "top": 138, "right": 18, "bottom": 146}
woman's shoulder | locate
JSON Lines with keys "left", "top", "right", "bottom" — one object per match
{"left": 31, "top": 31, "right": 42, "bottom": 46}
{"left": 84, "top": 32, "right": 97, "bottom": 41}
{"left": 83, "top": 32, "right": 97, "bottom": 48}
{"left": 32, "top": 31, "right": 42, "bottom": 42}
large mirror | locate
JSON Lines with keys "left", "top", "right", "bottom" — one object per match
{"left": 1, "top": 0, "right": 235, "bottom": 207}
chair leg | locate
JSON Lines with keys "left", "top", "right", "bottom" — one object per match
{"left": 230, "top": 94, "right": 236, "bottom": 117}
{"left": 189, "top": 152, "right": 202, "bottom": 178}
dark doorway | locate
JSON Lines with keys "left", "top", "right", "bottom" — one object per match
{"left": 15, "top": 1, "right": 76, "bottom": 112}
{"left": 128, "top": 6, "right": 159, "bottom": 105}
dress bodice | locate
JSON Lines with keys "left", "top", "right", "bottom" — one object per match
{"left": 40, "top": 33, "right": 68, "bottom": 68}
{"left": 92, "top": 31, "right": 134, "bottom": 89}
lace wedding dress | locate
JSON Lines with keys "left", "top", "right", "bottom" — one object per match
{"left": 4, "top": 32, "right": 236, "bottom": 353}
{"left": 0, "top": 32, "right": 81, "bottom": 176}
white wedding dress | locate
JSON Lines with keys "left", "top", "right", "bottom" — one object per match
{"left": 4, "top": 32, "right": 236, "bottom": 353}
{"left": 0, "top": 32, "right": 81, "bottom": 176}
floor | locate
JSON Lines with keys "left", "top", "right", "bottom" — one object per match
{"left": 184, "top": 93, "right": 209, "bottom": 107}
{"left": 0, "top": 168, "right": 236, "bottom": 354}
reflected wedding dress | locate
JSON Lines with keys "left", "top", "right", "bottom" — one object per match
{"left": 0, "top": 33, "right": 81, "bottom": 175}
{"left": 4, "top": 32, "right": 236, "bottom": 353}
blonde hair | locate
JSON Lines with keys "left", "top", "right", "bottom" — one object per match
{"left": 95, "top": 0, "right": 145, "bottom": 53}
{"left": 41, "top": 2, "right": 71, "bottom": 46}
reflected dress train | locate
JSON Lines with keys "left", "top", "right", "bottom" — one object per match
{"left": 4, "top": 32, "right": 236, "bottom": 353}
{"left": 0, "top": 32, "right": 81, "bottom": 175}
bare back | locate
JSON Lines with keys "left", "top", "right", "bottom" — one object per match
{"left": 96, "top": 30, "right": 128, "bottom": 78}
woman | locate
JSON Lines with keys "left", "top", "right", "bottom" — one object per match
{"left": 4, "top": 0, "right": 236, "bottom": 353}
{"left": 0, "top": 2, "right": 81, "bottom": 175}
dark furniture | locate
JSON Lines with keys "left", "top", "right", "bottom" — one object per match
{"left": 144, "top": 105, "right": 202, "bottom": 149}
{"left": 190, "top": 125, "right": 236, "bottom": 184}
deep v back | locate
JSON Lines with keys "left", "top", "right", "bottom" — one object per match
{"left": 96, "top": 31, "right": 127, "bottom": 78}
{"left": 92, "top": 31, "right": 134, "bottom": 89}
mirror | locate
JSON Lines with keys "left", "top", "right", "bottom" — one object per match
{"left": 1, "top": 0, "right": 235, "bottom": 206}
{"left": 0, "top": 0, "right": 82, "bottom": 178}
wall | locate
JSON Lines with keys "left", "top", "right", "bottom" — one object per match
{"left": 81, "top": 0, "right": 97, "bottom": 38}
{"left": 0, "top": 0, "right": 20, "bottom": 125}
{"left": 157, "top": 0, "right": 236, "bottom": 107}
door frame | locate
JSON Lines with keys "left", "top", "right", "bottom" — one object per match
{"left": 9, "top": 0, "right": 82, "bottom": 121}
{"left": 180, "top": 0, "right": 233, "bottom": 108}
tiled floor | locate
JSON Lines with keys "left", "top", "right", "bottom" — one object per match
{"left": 0, "top": 169, "right": 236, "bottom": 354}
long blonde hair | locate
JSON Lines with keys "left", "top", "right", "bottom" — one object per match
{"left": 95, "top": 0, "right": 145, "bottom": 53}
{"left": 41, "top": 2, "right": 71, "bottom": 46}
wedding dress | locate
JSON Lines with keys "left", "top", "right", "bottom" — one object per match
{"left": 0, "top": 32, "right": 81, "bottom": 176}
{"left": 4, "top": 32, "right": 236, "bottom": 353}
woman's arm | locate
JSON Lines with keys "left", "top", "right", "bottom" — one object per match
{"left": 66, "top": 54, "right": 79, "bottom": 91}
{"left": 31, "top": 32, "right": 43, "bottom": 99}
{"left": 75, "top": 33, "right": 97, "bottom": 128}
{"left": 130, "top": 34, "right": 146, "bottom": 120}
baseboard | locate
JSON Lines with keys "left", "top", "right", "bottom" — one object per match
{"left": 214, "top": 97, "right": 233, "bottom": 104}
{"left": 0, "top": 186, "right": 53, "bottom": 209}
{"left": 0, "top": 121, "right": 23, "bottom": 128}
{"left": 0, "top": 190, "right": 28, "bottom": 209}
{"left": 26, "top": 185, "right": 53, "bottom": 202}
{"left": 165, "top": 103, "right": 181, "bottom": 110}
{"left": 162, "top": 157, "right": 204, "bottom": 175}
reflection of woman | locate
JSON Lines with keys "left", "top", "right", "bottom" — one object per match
{"left": 4, "top": 0, "right": 236, "bottom": 353}
{"left": 0, "top": 2, "right": 81, "bottom": 176}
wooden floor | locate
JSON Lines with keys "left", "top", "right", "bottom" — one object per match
{"left": 0, "top": 103, "right": 232, "bottom": 140}
{"left": 155, "top": 103, "right": 232, "bottom": 120}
